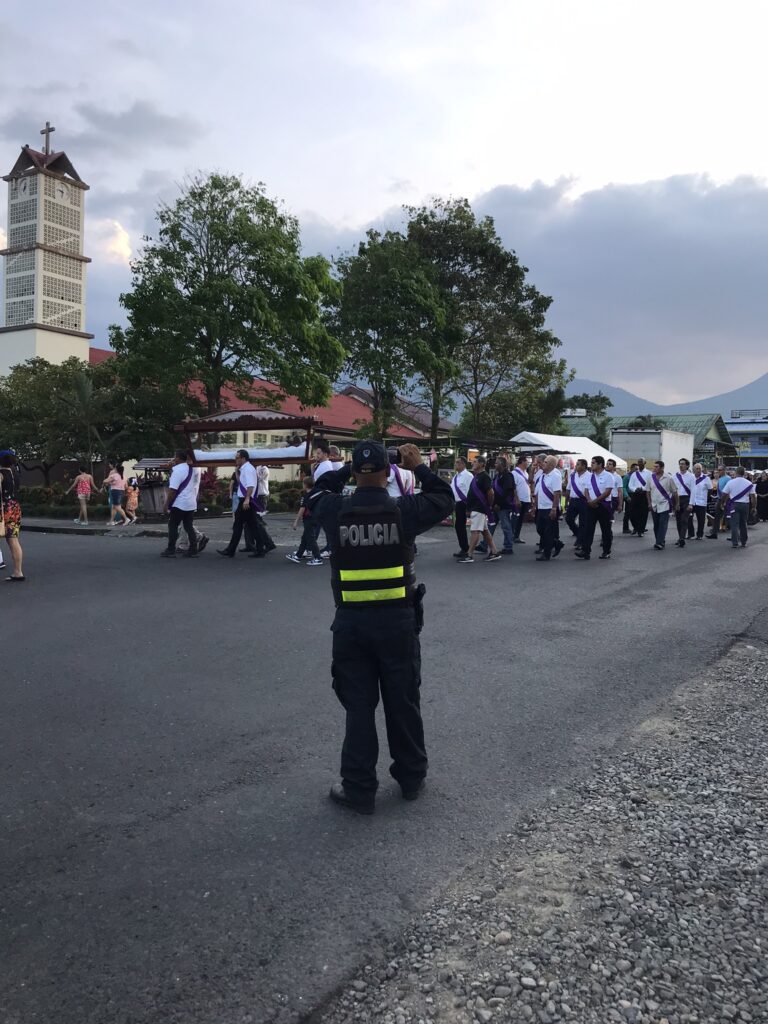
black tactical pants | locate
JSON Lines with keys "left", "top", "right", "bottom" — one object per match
{"left": 331, "top": 607, "right": 427, "bottom": 796}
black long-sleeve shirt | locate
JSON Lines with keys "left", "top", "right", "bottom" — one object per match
{"left": 314, "top": 463, "right": 454, "bottom": 545}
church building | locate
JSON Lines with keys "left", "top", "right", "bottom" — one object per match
{"left": 0, "top": 122, "right": 93, "bottom": 376}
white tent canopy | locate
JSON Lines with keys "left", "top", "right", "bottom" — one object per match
{"left": 509, "top": 431, "right": 627, "bottom": 471}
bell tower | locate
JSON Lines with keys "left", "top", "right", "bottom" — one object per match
{"left": 0, "top": 122, "right": 93, "bottom": 375}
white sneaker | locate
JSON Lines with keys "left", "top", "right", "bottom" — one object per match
{"left": 285, "top": 552, "right": 301, "bottom": 563}
{"left": 307, "top": 558, "right": 324, "bottom": 566}
{"left": 320, "top": 550, "right": 331, "bottom": 559}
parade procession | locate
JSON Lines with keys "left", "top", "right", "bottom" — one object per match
{"left": 3, "top": 5, "right": 768, "bottom": 1023}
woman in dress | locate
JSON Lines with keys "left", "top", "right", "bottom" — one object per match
{"left": 66, "top": 466, "right": 99, "bottom": 525}
{"left": 0, "top": 449, "right": 25, "bottom": 581}
{"left": 124, "top": 476, "right": 140, "bottom": 524}
{"left": 756, "top": 471, "right": 768, "bottom": 522}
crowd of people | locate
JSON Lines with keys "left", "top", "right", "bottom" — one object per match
{"left": 450, "top": 452, "right": 766, "bottom": 562}
{"left": 2, "top": 440, "right": 767, "bottom": 581}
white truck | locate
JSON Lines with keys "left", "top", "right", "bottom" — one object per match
{"left": 609, "top": 429, "right": 695, "bottom": 470}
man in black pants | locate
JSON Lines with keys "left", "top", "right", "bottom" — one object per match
{"left": 162, "top": 450, "right": 200, "bottom": 558}
{"left": 532, "top": 455, "right": 563, "bottom": 561}
{"left": 314, "top": 441, "right": 454, "bottom": 814}
{"left": 218, "top": 450, "right": 273, "bottom": 558}
{"left": 450, "top": 455, "right": 473, "bottom": 557}
{"left": 577, "top": 455, "right": 614, "bottom": 561}
{"left": 512, "top": 454, "right": 532, "bottom": 542}
{"left": 627, "top": 458, "right": 651, "bottom": 536}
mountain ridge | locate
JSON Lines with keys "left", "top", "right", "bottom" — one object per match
{"left": 566, "top": 372, "right": 768, "bottom": 418}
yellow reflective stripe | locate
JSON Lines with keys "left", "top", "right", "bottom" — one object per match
{"left": 341, "top": 587, "right": 407, "bottom": 603}
{"left": 339, "top": 566, "right": 404, "bottom": 582}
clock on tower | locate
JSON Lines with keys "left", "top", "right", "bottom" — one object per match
{"left": 0, "top": 122, "right": 94, "bottom": 375}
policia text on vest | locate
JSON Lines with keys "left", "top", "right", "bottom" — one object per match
{"left": 313, "top": 441, "right": 454, "bottom": 815}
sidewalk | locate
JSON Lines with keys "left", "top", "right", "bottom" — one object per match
{"left": 319, "top": 636, "right": 768, "bottom": 1024}
{"left": 23, "top": 512, "right": 299, "bottom": 546}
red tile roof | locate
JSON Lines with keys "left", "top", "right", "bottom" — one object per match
{"left": 86, "top": 349, "right": 425, "bottom": 439}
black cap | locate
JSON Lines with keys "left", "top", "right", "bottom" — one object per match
{"left": 351, "top": 439, "right": 388, "bottom": 474}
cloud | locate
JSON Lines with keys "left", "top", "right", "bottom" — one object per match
{"left": 89, "top": 219, "right": 133, "bottom": 266}
{"left": 473, "top": 175, "right": 768, "bottom": 403}
{"left": 71, "top": 101, "right": 200, "bottom": 157}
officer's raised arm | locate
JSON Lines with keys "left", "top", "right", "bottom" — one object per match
{"left": 395, "top": 443, "right": 454, "bottom": 538}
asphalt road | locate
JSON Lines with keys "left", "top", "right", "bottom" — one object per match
{"left": 2, "top": 520, "right": 767, "bottom": 1024}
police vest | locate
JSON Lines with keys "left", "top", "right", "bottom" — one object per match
{"left": 330, "top": 497, "right": 416, "bottom": 608}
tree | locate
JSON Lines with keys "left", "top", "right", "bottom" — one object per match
{"left": 110, "top": 173, "right": 345, "bottom": 414}
{"left": 625, "top": 414, "right": 666, "bottom": 430}
{"left": 0, "top": 357, "right": 201, "bottom": 477}
{"left": 404, "top": 198, "right": 568, "bottom": 442}
{"left": 456, "top": 372, "right": 571, "bottom": 440}
{"left": 332, "top": 230, "right": 444, "bottom": 438}
{"left": 566, "top": 390, "right": 614, "bottom": 449}
{"left": 0, "top": 359, "right": 74, "bottom": 483}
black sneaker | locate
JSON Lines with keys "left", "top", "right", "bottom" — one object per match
{"left": 575, "top": 551, "right": 590, "bottom": 560}
{"left": 160, "top": 549, "right": 176, "bottom": 558}
{"left": 514, "top": 538, "right": 525, "bottom": 544}
{"left": 217, "top": 549, "right": 235, "bottom": 557}
{"left": 401, "top": 780, "right": 425, "bottom": 802}
{"left": 599, "top": 552, "right": 611, "bottom": 559}
{"left": 483, "top": 552, "right": 502, "bottom": 561}
{"left": 453, "top": 551, "right": 469, "bottom": 558}
{"left": 182, "top": 549, "right": 199, "bottom": 558}
{"left": 535, "top": 554, "right": 551, "bottom": 561}
{"left": 552, "top": 540, "right": 565, "bottom": 558}
{"left": 329, "top": 783, "right": 374, "bottom": 815}
{"left": 198, "top": 535, "right": 209, "bottom": 552}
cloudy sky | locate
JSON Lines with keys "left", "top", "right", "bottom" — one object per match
{"left": 1, "top": 0, "right": 767, "bottom": 403}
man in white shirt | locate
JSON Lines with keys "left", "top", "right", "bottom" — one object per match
{"left": 576, "top": 455, "right": 614, "bottom": 560}
{"left": 565, "top": 458, "right": 590, "bottom": 546}
{"left": 722, "top": 467, "right": 756, "bottom": 548}
{"left": 512, "top": 454, "right": 532, "bottom": 543}
{"left": 689, "top": 464, "right": 711, "bottom": 540}
{"left": 386, "top": 463, "right": 415, "bottom": 499}
{"left": 627, "top": 458, "right": 652, "bottom": 537}
{"left": 218, "top": 450, "right": 273, "bottom": 558}
{"left": 606, "top": 459, "right": 624, "bottom": 521}
{"left": 646, "top": 459, "right": 677, "bottom": 550}
{"left": 672, "top": 457, "right": 696, "bottom": 548}
{"left": 532, "top": 455, "right": 564, "bottom": 561}
{"left": 162, "top": 450, "right": 201, "bottom": 558}
{"left": 450, "top": 456, "right": 473, "bottom": 557}
{"left": 328, "top": 445, "right": 345, "bottom": 471}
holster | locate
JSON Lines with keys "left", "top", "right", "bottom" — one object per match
{"left": 413, "top": 582, "right": 426, "bottom": 635}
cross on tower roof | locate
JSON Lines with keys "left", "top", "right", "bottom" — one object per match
{"left": 40, "top": 120, "right": 56, "bottom": 155}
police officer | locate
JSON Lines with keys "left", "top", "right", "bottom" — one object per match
{"left": 314, "top": 440, "right": 454, "bottom": 814}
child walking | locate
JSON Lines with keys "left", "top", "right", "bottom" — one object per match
{"left": 286, "top": 477, "right": 324, "bottom": 565}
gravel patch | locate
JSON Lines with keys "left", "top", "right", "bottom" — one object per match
{"left": 315, "top": 641, "right": 768, "bottom": 1024}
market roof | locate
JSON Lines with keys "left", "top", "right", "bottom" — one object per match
{"left": 608, "top": 413, "right": 735, "bottom": 449}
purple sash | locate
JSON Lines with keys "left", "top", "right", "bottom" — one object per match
{"left": 492, "top": 476, "right": 513, "bottom": 509}
{"left": 172, "top": 465, "right": 194, "bottom": 507}
{"left": 452, "top": 474, "right": 468, "bottom": 503}
{"left": 728, "top": 482, "right": 753, "bottom": 511}
{"left": 590, "top": 473, "right": 611, "bottom": 508}
{"left": 633, "top": 470, "right": 646, "bottom": 488}
{"left": 539, "top": 477, "right": 555, "bottom": 502}
{"left": 514, "top": 467, "right": 528, "bottom": 481}
{"left": 695, "top": 476, "right": 708, "bottom": 487}
{"left": 392, "top": 465, "right": 413, "bottom": 496}
{"left": 239, "top": 470, "right": 266, "bottom": 512}
{"left": 569, "top": 474, "right": 584, "bottom": 500}
{"left": 675, "top": 472, "right": 691, "bottom": 497}
{"left": 652, "top": 474, "right": 672, "bottom": 506}
{"left": 470, "top": 477, "right": 496, "bottom": 527}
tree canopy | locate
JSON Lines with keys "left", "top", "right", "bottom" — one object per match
{"left": 0, "top": 357, "right": 200, "bottom": 480}
{"left": 110, "top": 173, "right": 345, "bottom": 414}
